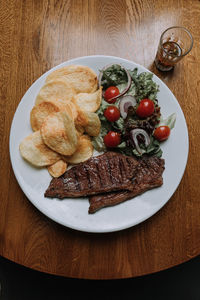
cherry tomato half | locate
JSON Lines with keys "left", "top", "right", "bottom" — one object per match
{"left": 104, "top": 131, "right": 121, "bottom": 148}
{"left": 104, "top": 86, "right": 120, "bottom": 103}
{"left": 104, "top": 106, "right": 120, "bottom": 122}
{"left": 154, "top": 126, "right": 171, "bottom": 141}
{"left": 136, "top": 98, "right": 155, "bottom": 118}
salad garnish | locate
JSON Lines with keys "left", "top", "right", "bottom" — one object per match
{"left": 92, "top": 64, "right": 176, "bottom": 158}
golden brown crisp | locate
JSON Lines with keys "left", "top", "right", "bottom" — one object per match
{"left": 35, "top": 80, "right": 76, "bottom": 106}
{"left": 73, "top": 87, "right": 102, "bottom": 112}
{"left": 45, "top": 65, "right": 98, "bottom": 93}
{"left": 40, "top": 111, "right": 78, "bottom": 156}
{"left": 47, "top": 159, "right": 67, "bottom": 177}
{"left": 19, "top": 131, "right": 60, "bottom": 167}
{"left": 64, "top": 135, "right": 93, "bottom": 164}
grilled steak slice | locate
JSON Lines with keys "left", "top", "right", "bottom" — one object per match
{"left": 44, "top": 152, "right": 140, "bottom": 198}
{"left": 88, "top": 156, "right": 165, "bottom": 213}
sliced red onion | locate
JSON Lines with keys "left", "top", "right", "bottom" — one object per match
{"left": 130, "top": 129, "right": 150, "bottom": 154}
{"left": 98, "top": 64, "right": 132, "bottom": 101}
{"left": 119, "top": 95, "right": 137, "bottom": 119}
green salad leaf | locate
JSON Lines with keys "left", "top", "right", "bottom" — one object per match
{"left": 100, "top": 64, "right": 128, "bottom": 90}
{"left": 129, "top": 68, "right": 159, "bottom": 102}
{"left": 158, "top": 113, "right": 176, "bottom": 129}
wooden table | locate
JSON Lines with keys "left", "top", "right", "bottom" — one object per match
{"left": 0, "top": 0, "right": 199, "bottom": 279}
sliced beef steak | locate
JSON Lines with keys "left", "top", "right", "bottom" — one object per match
{"left": 44, "top": 152, "right": 139, "bottom": 198}
{"left": 88, "top": 156, "right": 165, "bottom": 213}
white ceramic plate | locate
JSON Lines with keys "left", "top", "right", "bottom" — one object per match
{"left": 9, "top": 55, "right": 188, "bottom": 233}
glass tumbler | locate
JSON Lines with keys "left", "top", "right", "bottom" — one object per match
{"left": 154, "top": 26, "right": 193, "bottom": 71}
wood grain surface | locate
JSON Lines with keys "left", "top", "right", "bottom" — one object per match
{"left": 0, "top": 0, "right": 200, "bottom": 279}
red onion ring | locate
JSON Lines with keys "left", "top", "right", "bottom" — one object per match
{"left": 130, "top": 129, "right": 150, "bottom": 154}
{"left": 119, "top": 95, "right": 137, "bottom": 119}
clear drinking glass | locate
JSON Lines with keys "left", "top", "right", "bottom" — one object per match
{"left": 154, "top": 26, "right": 193, "bottom": 71}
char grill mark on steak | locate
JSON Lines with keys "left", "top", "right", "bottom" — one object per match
{"left": 83, "top": 165, "right": 92, "bottom": 189}
{"left": 119, "top": 157, "right": 129, "bottom": 182}
{"left": 95, "top": 160, "right": 103, "bottom": 186}
{"left": 76, "top": 165, "right": 89, "bottom": 191}
{"left": 109, "top": 156, "right": 120, "bottom": 184}
{"left": 72, "top": 168, "right": 81, "bottom": 191}
{"left": 98, "top": 155, "right": 112, "bottom": 187}
{"left": 88, "top": 156, "right": 165, "bottom": 213}
{"left": 106, "top": 157, "right": 112, "bottom": 184}
{"left": 44, "top": 152, "right": 139, "bottom": 198}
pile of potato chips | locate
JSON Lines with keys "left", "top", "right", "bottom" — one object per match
{"left": 19, "top": 65, "right": 102, "bottom": 177}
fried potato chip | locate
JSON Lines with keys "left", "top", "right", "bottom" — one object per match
{"left": 47, "top": 159, "right": 67, "bottom": 177}
{"left": 46, "top": 65, "right": 98, "bottom": 93}
{"left": 31, "top": 100, "right": 79, "bottom": 132}
{"left": 48, "top": 100, "right": 78, "bottom": 121}
{"left": 41, "top": 111, "right": 78, "bottom": 156}
{"left": 75, "top": 126, "right": 85, "bottom": 137}
{"left": 30, "top": 101, "right": 60, "bottom": 131}
{"left": 35, "top": 80, "right": 76, "bottom": 106}
{"left": 64, "top": 135, "right": 93, "bottom": 164}
{"left": 19, "top": 131, "right": 60, "bottom": 167}
{"left": 73, "top": 87, "right": 102, "bottom": 113}
{"left": 74, "top": 109, "right": 89, "bottom": 128}
{"left": 65, "top": 101, "right": 78, "bottom": 121}
{"left": 75, "top": 124, "right": 85, "bottom": 135}
{"left": 84, "top": 112, "right": 101, "bottom": 137}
